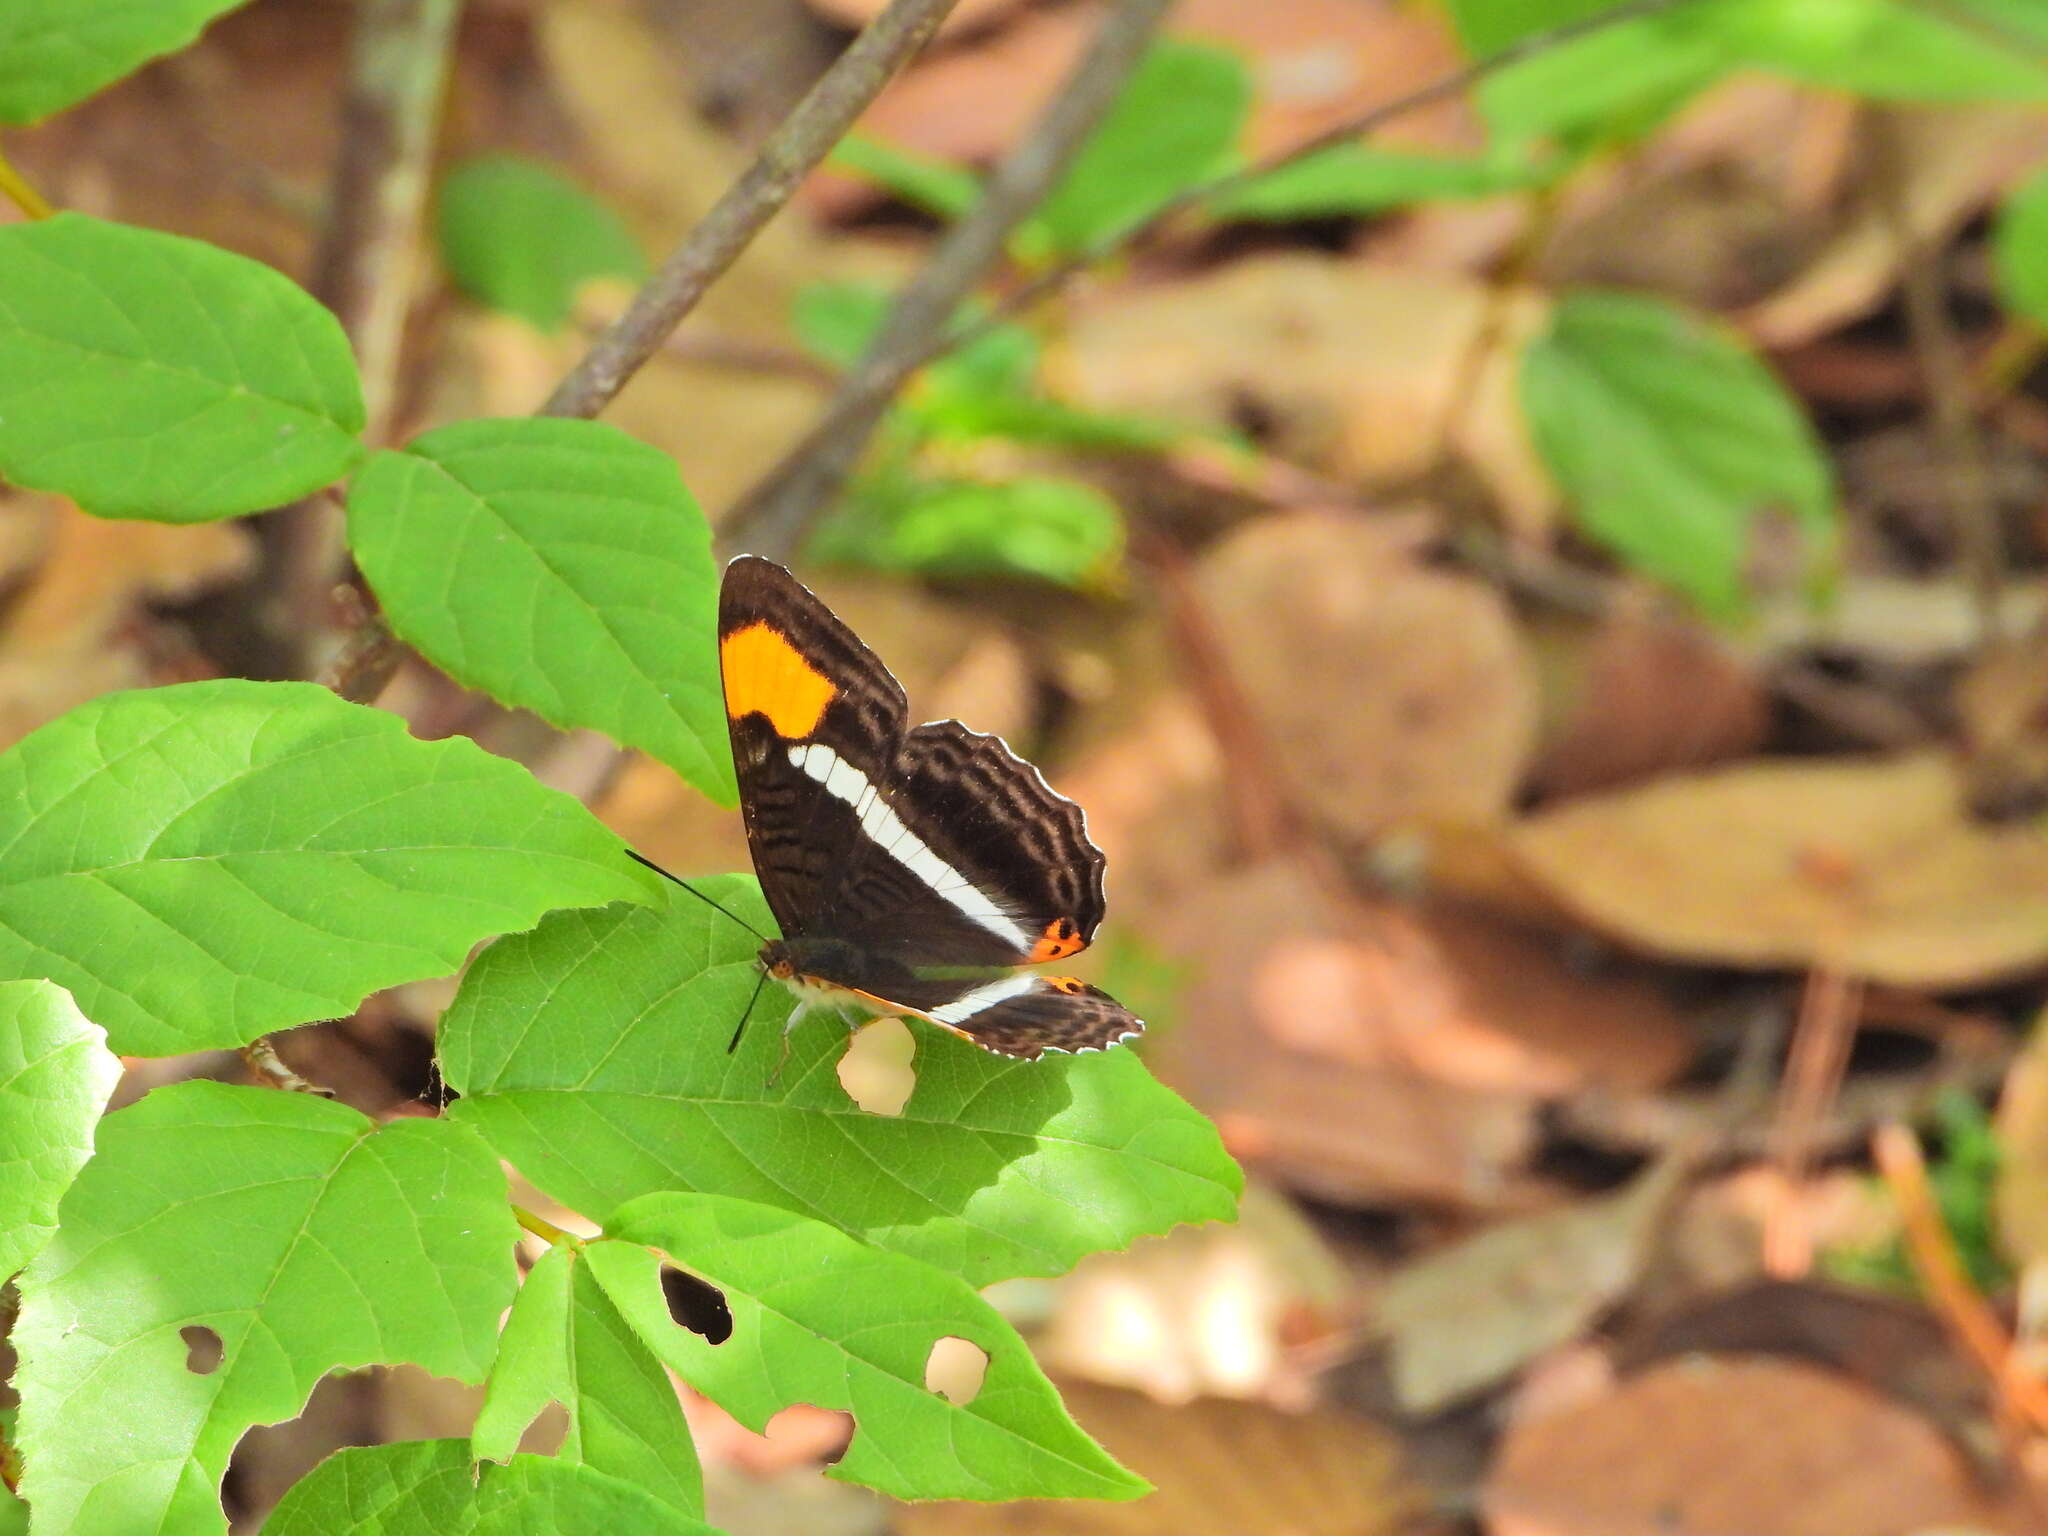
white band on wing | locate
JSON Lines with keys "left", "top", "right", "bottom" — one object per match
{"left": 787, "top": 741, "right": 1032, "bottom": 950}
{"left": 930, "top": 973, "right": 1039, "bottom": 1025}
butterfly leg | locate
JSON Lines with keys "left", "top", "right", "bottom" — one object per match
{"left": 765, "top": 1002, "right": 811, "bottom": 1088}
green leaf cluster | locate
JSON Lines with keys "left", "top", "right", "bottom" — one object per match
{"left": 788, "top": 280, "right": 1205, "bottom": 588}
{"left": 0, "top": 49, "right": 1237, "bottom": 1529}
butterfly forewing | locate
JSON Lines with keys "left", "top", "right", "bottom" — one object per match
{"left": 719, "top": 555, "right": 904, "bottom": 941}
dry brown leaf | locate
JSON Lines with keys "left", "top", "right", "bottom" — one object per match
{"left": 1055, "top": 259, "right": 1556, "bottom": 536}
{"left": 1511, "top": 754, "right": 2048, "bottom": 988}
{"left": 1194, "top": 510, "right": 1539, "bottom": 840}
{"left": 1617, "top": 1279, "right": 1988, "bottom": 1441}
{"left": 0, "top": 494, "right": 249, "bottom": 746}
{"left": 1955, "top": 622, "right": 2048, "bottom": 821}
{"left": 1154, "top": 857, "right": 1688, "bottom": 1209}
{"left": 1040, "top": 1183, "right": 1349, "bottom": 1407}
{"left": 1527, "top": 595, "right": 1768, "bottom": 800}
{"left": 1997, "top": 1009, "right": 2048, "bottom": 1277}
{"left": 1483, "top": 1356, "right": 2013, "bottom": 1536}
{"left": 895, "top": 1381, "right": 1421, "bottom": 1536}
{"left": 1739, "top": 105, "right": 2048, "bottom": 348}
{"left": 1379, "top": 1155, "right": 1691, "bottom": 1415}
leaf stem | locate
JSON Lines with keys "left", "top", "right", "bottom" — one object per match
{"left": 513, "top": 1204, "right": 579, "bottom": 1248}
{"left": 0, "top": 147, "right": 54, "bottom": 220}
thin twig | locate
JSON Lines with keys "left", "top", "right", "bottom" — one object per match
{"left": 541, "top": 0, "right": 963, "bottom": 420}
{"left": 1874, "top": 1120, "right": 2048, "bottom": 1435}
{"left": 721, "top": 0, "right": 1178, "bottom": 560}
{"left": 0, "top": 146, "right": 54, "bottom": 220}
{"left": 259, "top": 0, "right": 460, "bottom": 686}
{"left": 1877, "top": 109, "right": 2005, "bottom": 643}
{"left": 1763, "top": 967, "right": 1863, "bottom": 1278}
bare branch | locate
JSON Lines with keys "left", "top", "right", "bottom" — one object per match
{"left": 722, "top": 0, "right": 1176, "bottom": 560}
{"left": 259, "top": 0, "right": 460, "bottom": 682}
{"left": 541, "top": 0, "right": 963, "bottom": 420}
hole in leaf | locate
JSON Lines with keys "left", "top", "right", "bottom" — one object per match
{"left": 924, "top": 1336, "right": 987, "bottom": 1405}
{"left": 660, "top": 1265, "right": 733, "bottom": 1345}
{"left": 764, "top": 1404, "right": 855, "bottom": 1467}
{"left": 181, "top": 1325, "right": 223, "bottom": 1375}
{"left": 837, "top": 1016, "right": 914, "bottom": 1115}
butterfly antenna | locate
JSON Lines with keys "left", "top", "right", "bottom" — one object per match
{"left": 729, "top": 967, "right": 770, "bottom": 1054}
{"left": 625, "top": 849, "right": 767, "bottom": 942}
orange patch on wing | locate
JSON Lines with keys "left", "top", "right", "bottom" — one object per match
{"left": 721, "top": 622, "right": 836, "bottom": 738}
{"left": 1045, "top": 976, "right": 1085, "bottom": 995}
{"left": 1027, "top": 917, "right": 1086, "bottom": 963}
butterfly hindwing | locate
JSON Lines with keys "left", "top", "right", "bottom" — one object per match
{"left": 719, "top": 556, "right": 905, "bottom": 941}
{"left": 859, "top": 972, "right": 1142, "bottom": 1060}
{"left": 821, "top": 720, "right": 1107, "bottom": 969}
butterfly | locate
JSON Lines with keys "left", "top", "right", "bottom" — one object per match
{"left": 707, "top": 555, "right": 1143, "bottom": 1061}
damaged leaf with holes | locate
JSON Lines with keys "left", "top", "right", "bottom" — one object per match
{"left": 471, "top": 1242, "right": 703, "bottom": 1519}
{"left": 438, "top": 882, "right": 1241, "bottom": 1287}
{"left": 589, "top": 1192, "right": 1148, "bottom": 1502}
{"left": 11, "top": 1082, "right": 519, "bottom": 1536}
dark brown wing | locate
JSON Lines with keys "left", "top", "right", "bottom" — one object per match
{"left": 820, "top": 721, "right": 1108, "bottom": 969}
{"left": 856, "top": 971, "right": 1144, "bottom": 1060}
{"left": 720, "top": 556, "right": 905, "bottom": 941}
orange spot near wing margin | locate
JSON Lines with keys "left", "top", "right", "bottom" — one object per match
{"left": 721, "top": 622, "right": 836, "bottom": 738}
{"left": 1028, "top": 917, "right": 1085, "bottom": 963}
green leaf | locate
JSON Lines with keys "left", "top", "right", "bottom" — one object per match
{"left": 437, "top": 155, "right": 648, "bottom": 330}
{"left": 593, "top": 1194, "right": 1147, "bottom": 1501}
{"left": 263, "top": 1440, "right": 717, "bottom": 1535}
{"left": 1034, "top": 40, "right": 1251, "bottom": 256}
{"left": 1207, "top": 144, "right": 1556, "bottom": 221}
{"left": 1706, "top": 0, "right": 2048, "bottom": 100}
{"left": 0, "top": 981, "right": 120, "bottom": 1281}
{"left": 473, "top": 1245, "right": 703, "bottom": 1519}
{"left": 346, "top": 418, "right": 734, "bottom": 804}
{"left": 791, "top": 282, "right": 891, "bottom": 369}
{"left": 828, "top": 134, "right": 981, "bottom": 222}
{"left": 0, "top": 214, "right": 367, "bottom": 520}
{"left": 1522, "top": 289, "right": 1836, "bottom": 621}
{"left": 791, "top": 282, "right": 1039, "bottom": 403}
{"left": 1997, "top": 166, "right": 2048, "bottom": 328}
{"left": 14, "top": 1083, "right": 519, "bottom": 1536}
{"left": 0, "top": 678, "right": 653, "bottom": 1056}
{"left": 0, "top": 0, "right": 256, "bottom": 125}
{"left": 1474, "top": 14, "right": 1728, "bottom": 145}
{"left": 811, "top": 475, "right": 1126, "bottom": 588}
{"left": 0, "top": 1484, "right": 22, "bottom": 1536}
{"left": 441, "top": 883, "right": 1240, "bottom": 1287}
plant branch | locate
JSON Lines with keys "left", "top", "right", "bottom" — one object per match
{"left": 0, "top": 145, "right": 53, "bottom": 220}
{"left": 1877, "top": 110, "right": 2005, "bottom": 642}
{"left": 260, "top": 0, "right": 460, "bottom": 686}
{"left": 1874, "top": 1119, "right": 2048, "bottom": 1434}
{"left": 541, "top": 0, "right": 962, "bottom": 420}
{"left": 722, "top": 0, "right": 1177, "bottom": 560}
